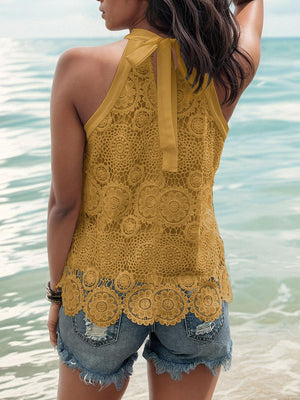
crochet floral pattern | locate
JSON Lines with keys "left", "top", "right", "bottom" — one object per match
{"left": 56, "top": 29, "right": 233, "bottom": 327}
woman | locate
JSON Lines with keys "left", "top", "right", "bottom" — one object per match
{"left": 47, "top": 0, "right": 263, "bottom": 399}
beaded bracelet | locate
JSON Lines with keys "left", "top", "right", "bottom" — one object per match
{"left": 46, "top": 281, "right": 62, "bottom": 304}
{"left": 46, "top": 294, "right": 62, "bottom": 304}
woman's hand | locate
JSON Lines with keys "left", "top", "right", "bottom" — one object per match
{"left": 47, "top": 302, "right": 61, "bottom": 347}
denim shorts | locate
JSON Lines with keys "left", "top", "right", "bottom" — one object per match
{"left": 56, "top": 300, "right": 232, "bottom": 392}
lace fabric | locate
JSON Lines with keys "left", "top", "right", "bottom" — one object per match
{"left": 56, "top": 29, "right": 233, "bottom": 327}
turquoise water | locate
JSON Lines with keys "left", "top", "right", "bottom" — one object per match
{"left": 0, "top": 37, "right": 299, "bottom": 399}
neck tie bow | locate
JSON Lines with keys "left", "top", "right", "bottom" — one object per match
{"left": 125, "top": 29, "right": 186, "bottom": 172}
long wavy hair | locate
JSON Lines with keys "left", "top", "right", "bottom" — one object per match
{"left": 146, "top": 0, "right": 254, "bottom": 104}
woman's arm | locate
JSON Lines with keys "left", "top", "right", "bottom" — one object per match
{"left": 47, "top": 49, "right": 86, "bottom": 292}
{"left": 217, "top": 0, "right": 264, "bottom": 121}
{"left": 234, "top": 0, "right": 264, "bottom": 83}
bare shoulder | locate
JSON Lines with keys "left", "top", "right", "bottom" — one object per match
{"left": 53, "top": 39, "right": 128, "bottom": 125}
{"left": 55, "top": 39, "right": 128, "bottom": 84}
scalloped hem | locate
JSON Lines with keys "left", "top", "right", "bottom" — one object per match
{"left": 142, "top": 338, "right": 233, "bottom": 380}
{"left": 56, "top": 332, "right": 138, "bottom": 391}
{"left": 58, "top": 266, "right": 234, "bottom": 327}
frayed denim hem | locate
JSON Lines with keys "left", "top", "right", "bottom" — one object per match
{"left": 143, "top": 338, "right": 233, "bottom": 381}
{"left": 56, "top": 333, "right": 138, "bottom": 391}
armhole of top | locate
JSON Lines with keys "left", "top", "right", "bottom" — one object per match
{"left": 83, "top": 40, "right": 132, "bottom": 138}
{"left": 205, "top": 78, "right": 229, "bottom": 138}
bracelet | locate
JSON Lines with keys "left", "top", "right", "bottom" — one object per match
{"left": 46, "top": 281, "right": 62, "bottom": 304}
{"left": 46, "top": 294, "right": 62, "bottom": 304}
{"left": 46, "top": 281, "right": 62, "bottom": 295}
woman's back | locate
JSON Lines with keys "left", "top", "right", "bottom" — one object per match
{"left": 47, "top": 1, "right": 263, "bottom": 398}
{"left": 51, "top": 36, "right": 230, "bottom": 131}
{"left": 55, "top": 28, "right": 233, "bottom": 327}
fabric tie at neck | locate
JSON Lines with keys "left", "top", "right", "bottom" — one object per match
{"left": 125, "top": 29, "right": 186, "bottom": 172}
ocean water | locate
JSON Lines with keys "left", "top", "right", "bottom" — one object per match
{"left": 0, "top": 37, "right": 299, "bottom": 399}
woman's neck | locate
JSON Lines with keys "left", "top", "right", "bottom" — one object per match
{"left": 129, "top": 19, "right": 170, "bottom": 39}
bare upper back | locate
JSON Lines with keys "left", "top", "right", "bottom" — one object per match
{"left": 62, "top": 37, "right": 233, "bottom": 128}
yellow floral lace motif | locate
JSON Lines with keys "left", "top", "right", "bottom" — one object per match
{"left": 59, "top": 268, "right": 233, "bottom": 327}
{"left": 56, "top": 43, "right": 234, "bottom": 327}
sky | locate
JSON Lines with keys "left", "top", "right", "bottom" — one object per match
{"left": 0, "top": 0, "right": 299, "bottom": 38}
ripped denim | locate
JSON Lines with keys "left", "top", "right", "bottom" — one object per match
{"left": 56, "top": 301, "right": 232, "bottom": 392}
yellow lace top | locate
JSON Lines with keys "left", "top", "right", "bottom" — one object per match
{"left": 56, "top": 28, "right": 233, "bottom": 327}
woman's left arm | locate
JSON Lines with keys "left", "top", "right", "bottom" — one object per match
{"left": 217, "top": 0, "right": 264, "bottom": 121}
{"left": 234, "top": 0, "right": 264, "bottom": 82}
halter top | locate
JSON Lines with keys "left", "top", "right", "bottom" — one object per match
{"left": 56, "top": 28, "right": 233, "bottom": 327}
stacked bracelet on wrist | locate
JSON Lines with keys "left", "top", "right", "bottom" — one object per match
{"left": 46, "top": 281, "right": 62, "bottom": 304}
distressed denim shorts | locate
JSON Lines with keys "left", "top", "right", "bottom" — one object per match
{"left": 56, "top": 300, "right": 232, "bottom": 392}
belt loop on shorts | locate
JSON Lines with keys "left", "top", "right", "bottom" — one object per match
{"left": 150, "top": 323, "right": 155, "bottom": 333}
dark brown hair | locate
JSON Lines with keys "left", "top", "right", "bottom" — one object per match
{"left": 146, "top": 0, "right": 254, "bottom": 104}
